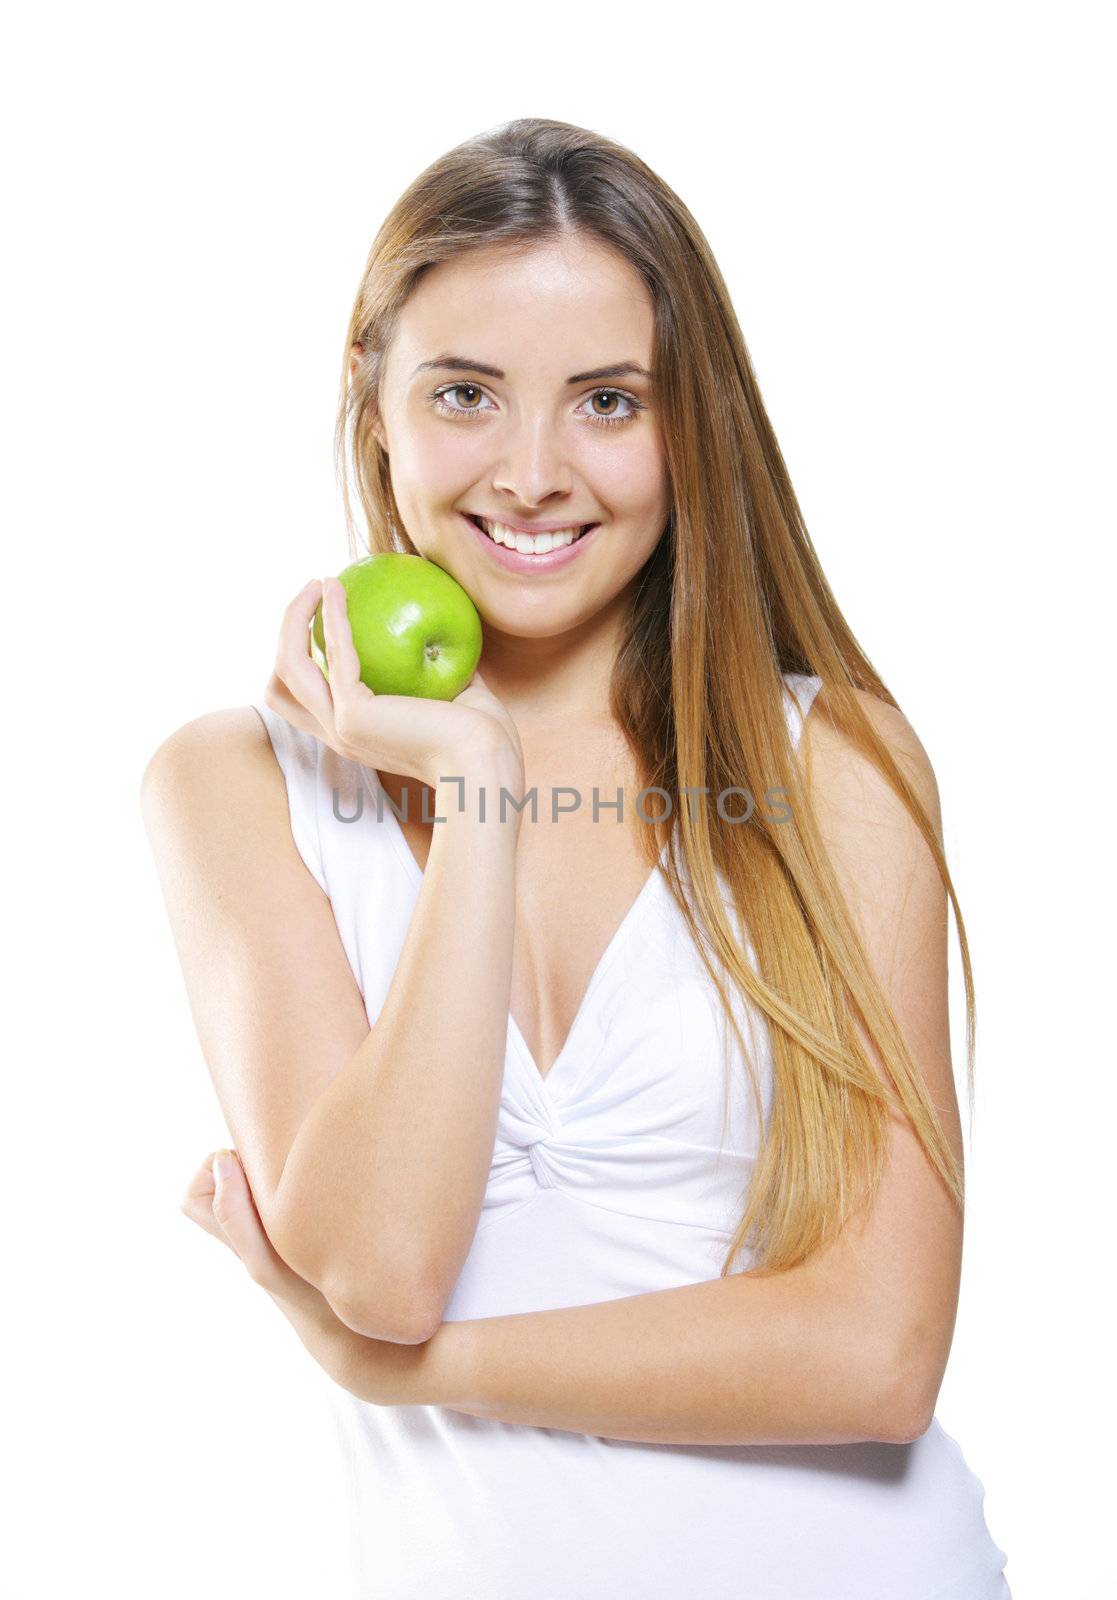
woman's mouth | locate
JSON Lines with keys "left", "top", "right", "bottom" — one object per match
{"left": 466, "top": 514, "right": 595, "bottom": 553}
{"left": 460, "top": 513, "right": 602, "bottom": 574}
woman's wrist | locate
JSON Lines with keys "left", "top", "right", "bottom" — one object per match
{"left": 431, "top": 749, "right": 524, "bottom": 819}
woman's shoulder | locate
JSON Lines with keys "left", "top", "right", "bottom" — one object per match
{"left": 141, "top": 704, "right": 331, "bottom": 893}
{"left": 141, "top": 705, "right": 304, "bottom": 824}
{"left": 795, "top": 683, "right": 942, "bottom": 845}
{"left": 143, "top": 703, "right": 276, "bottom": 776}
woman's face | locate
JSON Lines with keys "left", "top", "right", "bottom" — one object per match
{"left": 364, "top": 235, "right": 671, "bottom": 638}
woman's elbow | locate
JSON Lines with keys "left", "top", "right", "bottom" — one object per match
{"left": 266, "top": 1188, "right": 441, "bottom": 1345}
{"left": 327, "top": 1275, "right": 444, "bottom": 1345}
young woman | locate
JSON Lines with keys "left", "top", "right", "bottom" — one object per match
{"left": 142, "top": 118, "right": 1011, "bottom": 1597}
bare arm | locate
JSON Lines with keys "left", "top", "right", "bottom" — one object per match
{"left": 141, "top": 708, "right": 522, "bottom": 1344}
{"left": 250, "top": 1240, "right": 910, "bottom": 1446}
{"left": 273, "top": 750, "right": 524, "bottom": 1340}
{"left": 412, "top": 1267, "right": 914, "bottom": 1446}
{"left": 192, "top": 1146, "right": 913, "bottom": 1445}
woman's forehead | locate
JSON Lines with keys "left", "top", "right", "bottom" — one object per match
{"left": 393, "top": 245, "right": 655, "bottom": 378}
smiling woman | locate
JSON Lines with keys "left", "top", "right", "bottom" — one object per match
{"left": 344, "top": 229, "right": 672, "bottom": 625}
{"left": 141, "top": 115, "right": 1011, "bottom": 1599}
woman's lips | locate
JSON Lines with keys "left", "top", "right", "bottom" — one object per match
{"left": 467, "top": 514, "right": 595, "bottom": 540}
{"left": 461, "top": 512, "right": 602, "bottom": 573}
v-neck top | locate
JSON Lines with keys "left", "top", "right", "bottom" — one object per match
{"left": 250, "top": 675, "right": 1011, "bottom": 1600}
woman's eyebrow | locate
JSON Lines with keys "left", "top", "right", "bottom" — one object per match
{"left": 411, "top": 354, "right": 654, "bottom": 384}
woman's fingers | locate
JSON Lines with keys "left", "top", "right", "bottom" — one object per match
{"left": 181, "top": 1150, "right": 287, "bottom": 1293}
{"left": 268, "top": 579, "right": 334, "bottom": 733}
{"left": 206, "top": 1150, "right": 292, "bottom": 1292}
{"left": 320, "top": 577, "right": 372, "bottom": 746}
{"left": 180, "top": 1153, "right": 236, "bottom": 1250}
{"left": 180, "top": 1150, "right": 331, "bottom": 1319}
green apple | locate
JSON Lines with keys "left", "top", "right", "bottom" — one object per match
{"left": 311, "top": 553, "right": 483, "bottom": 700}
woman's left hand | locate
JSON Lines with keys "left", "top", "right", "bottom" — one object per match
{"left": 181, "top": 1147, "right": 325, "bottom": 1311}
{"left": 180, "top": 1148, "right": 445, "bottom": 1406}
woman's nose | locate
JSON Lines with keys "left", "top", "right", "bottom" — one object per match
{"left": 489, "top": 418, "right": 574, "bottom": 506}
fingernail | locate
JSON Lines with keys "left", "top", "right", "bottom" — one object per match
{"left": 213, "top": 1150, "right": 235, "bottom": 1182}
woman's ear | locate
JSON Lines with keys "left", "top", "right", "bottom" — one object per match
{"left": 349, "top": 340, "right": 366, "bottom": 381}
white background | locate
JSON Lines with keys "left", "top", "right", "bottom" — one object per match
{"left": 3, "top": 4, "right": 1113, "bottom": 1597}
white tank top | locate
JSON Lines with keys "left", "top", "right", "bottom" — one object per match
{"left": 251, "top": 674, "right": 1011, "bottom": 1600}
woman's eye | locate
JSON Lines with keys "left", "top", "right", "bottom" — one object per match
{"left": 429, "top": 383, "right": 644, "bottom": 428}
{"left": 431, "top": 383, "right": 494, "bottom": 416}
{"left": 579, "top": 389, "right": 643, "bottom": 427}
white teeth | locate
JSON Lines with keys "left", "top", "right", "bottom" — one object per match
{"left": 476, "top": 517, "right": 587, "bottom": 554}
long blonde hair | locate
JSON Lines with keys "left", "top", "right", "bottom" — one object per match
{"left": 332, "top": 117, "right": 975, "bottom": 1278}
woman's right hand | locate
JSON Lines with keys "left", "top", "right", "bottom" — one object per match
{"left": 263, "top": 577, "right": 525, "bottom": 791}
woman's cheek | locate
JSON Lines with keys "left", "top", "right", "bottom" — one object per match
{"left": 411, "top": 425, "right": 485, "bottom": 494}
{"left": 583, "top": 434, "right": 667, "bottom": 522}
